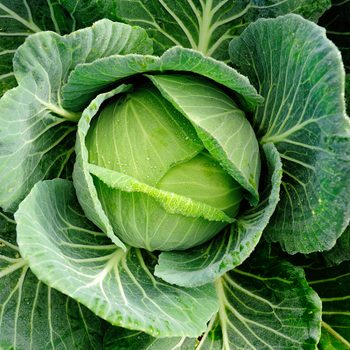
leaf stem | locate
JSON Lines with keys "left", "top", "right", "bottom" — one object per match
{"left": 45, "top": 103, "right": 81, "bottom": 122}
{"left": 321, "top": 321, "right": 350, "bottom": 348}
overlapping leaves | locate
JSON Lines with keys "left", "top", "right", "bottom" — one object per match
{"left": 0, "top": 19, "right": 152, "bottom": 212}
{"left": 0, "top": 210, "right": 105, "bottom": 349}
{"left": 59, "top": 0, "right": 331, "bottom": 60}
{"left": 15, "top": 179, "right": 219, "bottom": 338}
{"left": 155, "top": 143, "right": 282, "bottom": 287}
{"left": 196, "top": 251, "right": 322, "bottom": 349}
{"left": 0, "top": 0, "right": 78, "bottom": 96}
{"left": 305, "top": 260, "right": 350, "bottom": 349}
{"left": 230, "top": 14, "right": 350, "bottom": 254}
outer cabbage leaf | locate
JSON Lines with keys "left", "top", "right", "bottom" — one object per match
{"left": 59, "top": 0, "right": 330, "bottom": 60}
{"left": 0, "top": 0, "right": 78, "bottom": 96}
{"left": 304, "top": 261, "right": 350, "bottom": 349}
{"left": 323, "top": 226, "right": 350, "bottom": 266}
{"left": 62, "top": 46, "right": 263, "bottom": 112}
{"left": 346, "top": 74, "right": 350, "bottom": 114}
{"left": 0, "top": 19, "right": 152, "bottom": 213}
{"left": 0, "top": 210, "right": 104, "bottom": 349}
{"left": 230, "top": 14, "right": 350, "bottom": 254}
{"left": 194, "top": 246, "right": 321, "bottom": 349}
{"left": 15, "top": 179, "right": 219, "bottom": 338}
{"left": 103, "top": 326, "right": 195, "bottom": 350}
{"left": 155, "top": 143, "right": 281, "bottom": 287}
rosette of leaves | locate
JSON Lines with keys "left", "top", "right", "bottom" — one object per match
{"left": 0, "top": 2, "right": 349, "bottom": 348}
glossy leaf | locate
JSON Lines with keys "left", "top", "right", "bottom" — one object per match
{"left": 0, "top": 0, "right": 78, "bottom": 97}
{"left": 59, "top": 0, "right": 330, "bottom": 60}
{"left": 304, "top": 261, "right": 350, "bottom": 349}
{"left": 0, "top": 210, "right": 104, "bottom": 349}
{"left": 155, "top": 143, "right": 282, "bottom": 287}
{"left": 195, "top": 248, "right": 322, "bottom": 349}
{"left": 62, "top": 46, "right": 263, "bottom": 112}
{"left": 0, "top": 18, "right": 152, "bottom": 213}
{"left": 230, "top": 14, "right": 350, "bottom": 254}
{"left": 15, "top": 179, "right": 219, "bottom": 338}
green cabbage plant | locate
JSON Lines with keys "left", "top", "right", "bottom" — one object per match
{"left": 0, "top": 1, "right": 350, "bottom": 349}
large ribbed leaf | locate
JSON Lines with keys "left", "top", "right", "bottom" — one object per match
{"left": 230, "top": 14, "right": 350, "bottom": 254}
{"left": 59, "top": 0, "right": 330, "bottom": 60}
{"left": 195, "top": 248, "right": 321, "bottom": 349}
{"left": 0, "top": 0, "right": 78, "bottom": 97}
{"left": 15, "top": 179, "right": 219, "bottom": 338}
{"left": 148, "top": 73, "right": 260, "bottom": 203}
{"left": 304, "top": 261, "right": 350, "bottom": 349}
{"left": 62, "top": 46, "right": 262, "bottom": 112}
{"left": 0, "top": 210, "right": 104, "bottom": 349}
{"left": 0, "top": 19, "right": 152, "bottom": 213}
{"left": 155, "top": 143, "right": 281, "bottom": 287}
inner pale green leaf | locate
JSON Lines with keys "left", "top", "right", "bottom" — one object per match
{"left": 148, "top": 73, "right": 261, "bottom": 204}
{"left": 157, "top": 151, "right": 242, "bottom": 217}
{"left": 89, "top": 163, "right": 233, "bottom": 224}
{"left": 86, "top": 82, "right": 203, "bottom": 186}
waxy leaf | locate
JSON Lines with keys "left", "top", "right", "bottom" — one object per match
{"left": 0, "top": 210, "right": 104, "bottom": 349}
{"left": 0, "top": 19, "right": 152, "bottom": 212}
{"left": 196, "top": 248, "right": 322, "bottom": 349}
{"left": 304, "top": 261, "right": 350, "bottom": 349}
{"left": 230, "top": 14, "right": 350, "bottom": 254}
{"left": 59, "top": 0, "right": 330, "bottom": 60}
{"left": 15, "top": 179, "right": 219, "bottom": 338}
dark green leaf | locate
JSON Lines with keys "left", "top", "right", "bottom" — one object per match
{"left": 323, "top": 226, "right": 350, "bottom": 265}
{"left": 103, "top": 326, "right": 195, "bottom": 350}
{"left": 318, "top": 0, "right": 350, "bottom": 72}
{"left": 304, "top": 261, "right": 350, "bottom": 349}
{"left": 59, "top": 0, "right": 330, "bottom": 60}
{"left": 0, "top": 210, "right": 104, "bottom": 349}
{"left": 0, "top": 0, "right": 77, "bottom": 97}
{"left": 230, "top": 14, "right": 350, "bottom": 254}
{"left": 196, "top": 247, "right": 322, "bottom": 349}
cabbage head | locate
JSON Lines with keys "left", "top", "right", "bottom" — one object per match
{"left": 85, "top": 77, "right": 260, "bottom": 251}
